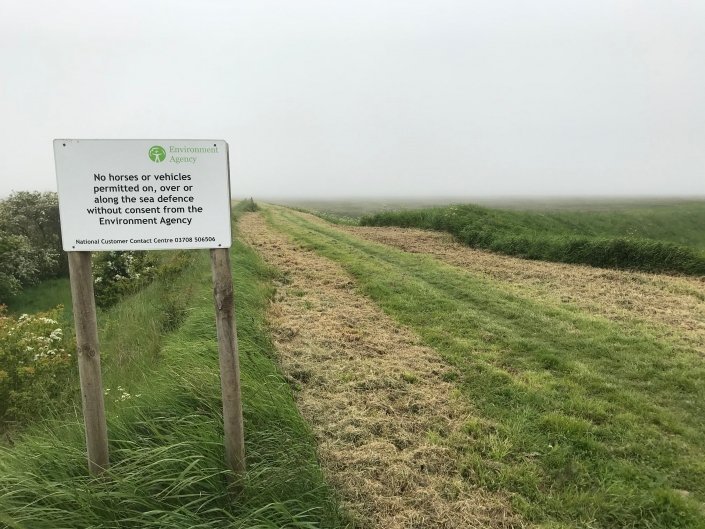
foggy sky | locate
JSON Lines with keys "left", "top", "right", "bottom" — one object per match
{"left": 1, "top": 0, "right": 704, "bottom": 199}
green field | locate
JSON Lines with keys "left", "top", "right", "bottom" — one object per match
{"left": 261, "top": 205, "right": 705, "bottom": 528}
{"left": 357, "top": 200, "right": 705, "bottom": 275}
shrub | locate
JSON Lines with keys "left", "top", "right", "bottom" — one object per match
{"left": 0, "top": 306, "right": 75, "bottom": 429}
{"left": 241, "top": 197, "right": 259, "bottom": 212}
{"left": 0, "top": 233, "right": 41, "bottom": 301}
{"left": 0, "top": 191, "right": 64, "bottom": 278}
{"left": 0, "top": 192, "right": 65, "bottom": 304}
{"left": 93, "top": 251, "right": 157, "bottom": 308}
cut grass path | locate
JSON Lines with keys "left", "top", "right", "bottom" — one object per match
{"left": 240, "top": 212, "right": 523, "bottom": 529}
{"left": 263, "top": 206, "right": 705, "bottom": 529}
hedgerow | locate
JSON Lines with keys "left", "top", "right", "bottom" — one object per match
{"left": 361, "top": 204, "right": 705, "bottom": 275}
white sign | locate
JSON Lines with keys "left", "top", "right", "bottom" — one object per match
{"left": 54, "top": 139, "right": 232, "bottom": 251}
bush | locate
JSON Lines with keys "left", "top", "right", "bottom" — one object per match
{"left": 93, "top": 251, "right": 157, "bottom": 308}
{"left": 0, "top": 191, "right": 64, "bottom": 277}
{"left": 0, "top": 192, "right": 65, "bottom": 304}
{"left": 241, "top": 197, "right": 259, "bottom": 212}
{"left": 0, "top": 233, "right": 42, "bottom": 301}
{"left": 0, "top": 306, "right": 75, "bottom": 429}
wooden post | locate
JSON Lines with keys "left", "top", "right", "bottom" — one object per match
{"left": 210, "top": 248, "right": 246, "bottom": 476}
{"left": 67, "top": 251, "right": 109, "bottom": 475}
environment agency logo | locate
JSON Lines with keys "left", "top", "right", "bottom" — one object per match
{"left": 148, "top": 145, "right": 166, "bottom": 162}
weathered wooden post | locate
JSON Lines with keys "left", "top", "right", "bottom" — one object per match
{"left": 211, "top": 248, "right": 246, "bottom": 476}
{"left": 67, "top": 251, "right": 109, "bottom": 475}
{"left": 55, "top": 139, "right": 241, "bottom": 479}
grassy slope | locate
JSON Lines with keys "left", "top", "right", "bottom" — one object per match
{"left": 5, "top": 278, "right": 73, "bottom": 322}
{"left": 359, "top": 201, "right": 705, "bottom": 275}
{"left": 267, "top": 206, "right": 705, "bottom": 529}
{"left": 0, "top": 206, "right": 342, "bottom": 528}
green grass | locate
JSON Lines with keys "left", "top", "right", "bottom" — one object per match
{"left": 272, "top": 198, "right": 458, "bottom": 220}
{"left": 359, "top": 201, "right": 705, "bottom": 275}
{"left": 267, "top": 206, "right": 705, "bottom": 529}
{"left": 0, "top": 203, "right": 343, "bottom": 528}
{"left": 5, "top": 278, "right": 73, "bottom": 322}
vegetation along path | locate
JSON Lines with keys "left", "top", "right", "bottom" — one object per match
{"left": 248, "top": 206, "right": 705, "bottom": 529}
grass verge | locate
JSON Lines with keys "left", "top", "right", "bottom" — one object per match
{"left": 0, "top": 204, "right": 342, "bottom": 528}
{"left": 267, "top": 206, "right": 705, "bottom": 529}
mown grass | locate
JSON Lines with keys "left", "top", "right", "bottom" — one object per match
{"left": 360, "top": 202, "right": 705, "bottom": 275}
{"left": 0, "top": 203, "right": 343, "bottom": 528}
{"left": 268, "top": 206, "right": 705, "bottom": 529}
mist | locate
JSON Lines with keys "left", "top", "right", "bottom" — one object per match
{"left": 1, "top": 0, "right": 704, "bottom": 199}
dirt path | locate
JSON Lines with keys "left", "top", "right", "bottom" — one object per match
{"left": 344, "top": 226, "right": 705, "bottom": 353}
{"left": 239, "top": 212, "right": 524, "bottom": 529}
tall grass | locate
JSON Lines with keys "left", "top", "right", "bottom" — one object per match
{"left": 5, "top": 278, "right": 73, "bottom": 322}
{"left": 360, "top": 203, "right": 705, "bottom": 275}
{"left": 0, "top": 203, "right": 342, "bottom": 528}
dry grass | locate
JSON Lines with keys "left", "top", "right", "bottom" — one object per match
{"left": 345, "top": 226, "right": 705, "bottom": 354}
{"left": 240, "top": 212, "right": 524, "bottom": 529}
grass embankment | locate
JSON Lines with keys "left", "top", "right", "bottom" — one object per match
{"left": 0, "top": 204, "right": 342, "bottom": 528}
{"left": 266, "top": 206, "right": 705, "bottom": 528}
{"left": 360, "top": 202, "right": 705, "bottom": 275}
{"left": 6, "top": 278, "right": 73, "bottom": 322}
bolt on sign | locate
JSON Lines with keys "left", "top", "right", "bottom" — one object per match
{"left": 54, "top": 139, "right": 232, "bottom": 251}
{"left": 54, "top": 140, "right": 245, "bottom": 481}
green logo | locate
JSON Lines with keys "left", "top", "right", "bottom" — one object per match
{"left": 148, "top": 145, "right": 166, "bottom": 162}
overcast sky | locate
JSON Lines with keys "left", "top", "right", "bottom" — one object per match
{"left": 1, "top": 0, "right": 704, "bottom": 199}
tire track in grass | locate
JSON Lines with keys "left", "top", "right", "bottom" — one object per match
{"left": 239, "top": 212, "right": 525, "bottom": 529}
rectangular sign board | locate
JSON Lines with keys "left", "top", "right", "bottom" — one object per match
{"left": 54, "top": 139, "right": 232, "bottom": 251}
